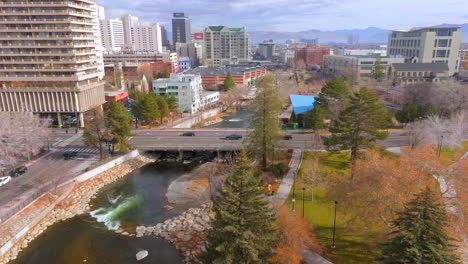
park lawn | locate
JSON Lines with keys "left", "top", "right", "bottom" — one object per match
{"left": 287, "top": 151, "right": 386, "bottom": 264}
{"left": 439, "top": 141, "right": 468, "bottom": 166}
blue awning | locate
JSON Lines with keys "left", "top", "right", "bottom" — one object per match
{"left": 289, "top": 94, "right": 316, "bottom": 114}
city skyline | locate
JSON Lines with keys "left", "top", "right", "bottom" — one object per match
{"left": 98, "top": 0, "right": 468, "bottom": 32}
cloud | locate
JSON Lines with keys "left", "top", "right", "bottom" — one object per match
{"left": 97, "top": 0, "right": 468, "bottom": 32}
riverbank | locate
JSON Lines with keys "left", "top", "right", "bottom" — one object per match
{"left": 0, "top": 154, "right": 155, "bottom": 264}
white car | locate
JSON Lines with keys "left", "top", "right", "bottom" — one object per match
{"left": 0, "top": 176, "right": 11, "bottom": 187}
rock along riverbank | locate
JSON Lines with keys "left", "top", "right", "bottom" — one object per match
{"left": 0, "top": 155, "right": 155, "bottom": 264}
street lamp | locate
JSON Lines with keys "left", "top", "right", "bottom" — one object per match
{"left": 302, "top": 187, "right": 306, "bottom": 217}
{"left": 332, "top": 200, "right": 338, "bottom": 248}
{"left": 437, "top": 135, "right": 444, "bottom": 157}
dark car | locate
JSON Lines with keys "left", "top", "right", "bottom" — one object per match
{"left": 224, "top": 134, "right": 243, "bottom": 140}
{"left": 181, "top": 132, "right": 195, "bottom": 137}
{"left": 9, "top": 166, "right": 27, "bottom": 177}
{"left": 63, "top": 151, "right": 77, "bottom": 160}
{"left": 283, "top": 134, "right": 293, "bottom": 140}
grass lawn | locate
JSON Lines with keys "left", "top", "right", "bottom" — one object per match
{"left": 287, "top": 151, "right": 386, "bottom": 264}
{"left": 439, "top": 141, "right": 468, "bottom": 166}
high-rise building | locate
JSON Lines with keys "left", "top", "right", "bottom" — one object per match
{"left": 172, "top": 13, "right": 191, "bottom": 46}
{"left": 100, "top": 18, "right": 125, "bottom": 51}
{"left": 122, "top": 14, "right": 139, "bottom": 48}
{"left": 97, "top": 5, "right": 106, "bottom": 20}
{"left": 258, "top": 40, "right": 275, "bottom": 60}
{"left": 387, "top": 26, "right": 462, "bottom": 74}
{"left": 0, "top": 0, "right": 105, "bottom": 126}
{"left": 192, "top": 32, "right": 204, "bottom": 65}
{"left": 160, "top": 26, "right": 170, "bottom": 50}
{"left": 131, "top": 24, "right": 163, "bottom": 53}
{"left": 203, "top": 26, "right": 250, "bottom": 67}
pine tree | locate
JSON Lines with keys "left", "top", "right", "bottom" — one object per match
{"left": 378, "top": 187, "right": 460, "bottom": 264}
{"left": 156, "top": 95, "right": 170, "bottom": 124}
{"left": 200, "top": 151, "right": 277, "bottom": 264}
{"left": 307, "top": 105, "right": 324, "bottom": 131}
{"left": 132, "top": 93, "right": 160, "bottom": 125}
{"left": 223, "top": 72, "right": 236, "bottom": 91}
{"left": 371, "top": 55, "right": 385, "bottom": 81}
{"left": 247, "top": 74, "right": 282, "bottom": 168}
{"left": 315, "top": 77, "right": 350, "bottom": 108}
{"left": 105, "top": 100, "right": 133, "bottom": 152}
{"left": 164, "top": 94, "right": 179, "bottom": 113}
{"left": 323, "top": 87, "right": 389, "bottom": 179}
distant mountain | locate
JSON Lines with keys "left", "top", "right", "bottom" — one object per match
{"left": 249, "top": 24, "right": 468, "bottom": 45}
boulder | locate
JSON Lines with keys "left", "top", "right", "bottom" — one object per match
{"left": 135, "top": 250, "right": 148, "bottom": 261}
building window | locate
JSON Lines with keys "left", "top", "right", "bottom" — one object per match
{"left": 436, "top": 50, "right": 447, "bottom": 58}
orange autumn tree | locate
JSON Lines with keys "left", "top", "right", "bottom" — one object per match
{"left": 328, "top": 145, "right": 443, "bottom": 227}
{"left": 271, "top": 205, "right": 322, "bottom": 264}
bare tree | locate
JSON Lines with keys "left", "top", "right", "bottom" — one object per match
{"left": 0, "top": 112, "right": 50, "bottom": 173}
{"left": 219, "top": 85, "right": 249, "bottom": 112}
{"left": 82, "top": 112, "right": 108, "bottom": 160}
{"left": 421, "top": 111, "right": 468, "bottom": 148}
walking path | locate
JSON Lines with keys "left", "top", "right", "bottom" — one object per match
{"left": 270, "top": 149, "right": 334, "bottom": 264}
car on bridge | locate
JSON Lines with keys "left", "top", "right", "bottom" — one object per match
{"left": 224, "top": 134, "right": 243, "bottom": 140}
{"left": 181, "top": 132, "right": 196, "bottom": 137}
{"left": 9, "top": 166, "right": 27, "bottom": 177}
{"left": 0, "top": 176, "right": 11, "bottom": 187}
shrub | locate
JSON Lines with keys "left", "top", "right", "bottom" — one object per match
{"left": 61, "top": 124, "right": 71, "bottom": 129}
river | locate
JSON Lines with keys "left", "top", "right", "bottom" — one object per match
{"left": 11, "top": 162, "right": 201, "bottom": 264}
{"left": 10, "top": 108, "right": 253, "bottom": 264}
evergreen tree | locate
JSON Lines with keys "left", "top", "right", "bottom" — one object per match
{"left": 105, "top": 100, "right": 133, "bottom": 152}
{"left": 315, "top": 77, "right": 350, "bottom": 108}
{"left": 323, "top": 87, "right": 389, "bottom": 179}
{"left": 371, "top": 55, "right": 385, "bottom": 81}
{"left": 156, "top": 95, "right": 170, "bottom": 124}
{"left": 132, "top": 93, "right": 160, "bottom": 125}
{"left": 200, "top": 151, "right": 276, "bottom": 264}
{"left": 396, "top": 102, "right": 419, "bottom": 124}
{"left": 378, "top": 187, "right": 460, "bottom": 264}
{"left": 223, "top": 72, "right": 236, "bottom": 91}
{"left": 164, "top": 94, "right": 179, "bottom": 113}
{"left": 247, "top": 74, "right": 282, "bottom": 168}
{"left": 307, "top": 105, "right": 325, "bottom": 131}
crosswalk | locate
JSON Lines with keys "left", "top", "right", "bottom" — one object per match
{"left": 58, "top": 147, "right": 100, "bottom": 154}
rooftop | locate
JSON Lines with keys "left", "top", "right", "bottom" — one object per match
{"left": 392, "top": 62, "right": 449, "bottom": 73}
{"left": 187, "top": 66, "right": 264, "bottom": 76}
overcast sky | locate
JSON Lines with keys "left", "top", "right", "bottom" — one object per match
{"left": 97, "top": 0, "right": 468, "bottom": 32}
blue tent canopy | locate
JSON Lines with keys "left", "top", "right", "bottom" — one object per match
{"left": 289, "top": 94, "right": 316, "bottom": 115}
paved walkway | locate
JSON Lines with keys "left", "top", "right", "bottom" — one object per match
{"left": 269, "top": 149, "right": 334, "bottom": 264}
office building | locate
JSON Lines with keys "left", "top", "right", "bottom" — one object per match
{"left": 391, "top": 63, "right": 450, "bottom": 86}
{"left": 296, "top": 45, "right": 332, "bottom": 67}
{"left": 459, "top": 49, "right": 468, "bottom": 70}
{"left": 172, "top": 13, "right": 191, "bottom": 45}
{"left": 160, "top": 26, "right": 170, "bottom": 50}
{"left": 279, "top": 50, "right": 296, "bottom": 64}
{"left": 323, "top": 55, "right": 405, "bottom": 80}
{"left": 97, "top": 5, "right": 106, "bottom": 20}
{"left": 387, "top": 26, "right": 462, "bottom": 75}
{"left": 187, "top": 66, "right": 267, "bottom": 87}
{"left": 258, "top": 40, "right": 275, "bottom": 60}
{"left": 179, "top": 57, "right": 192, "bottom": 71}
{"left": 339, "top": 48, "right": 387, "bottom": 57}
{"left": 100, "top": 18, "right": 125, "bottom": 51}
{"left": 203, "top": 26, "right": 250, "bottom": 67}
{"left": 131, "top": 24, "right": 163, "bottom": 53}
{"left": 103, "top": 51, "right": 179, "bottom": 73}
{"left": 0, "top": 0, "right": 105, "bottom": 126}
{"left": 122, "top": 14, "right": 139, "bottom": 48}
{"left": 153, "top": 73, "right": 204, "bottom": 114}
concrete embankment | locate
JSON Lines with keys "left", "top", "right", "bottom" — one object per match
{"left": 0, "top": 151, "right": 155, "bottom": 264}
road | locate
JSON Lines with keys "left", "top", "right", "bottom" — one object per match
{"left": 129, "top": 129, "right": 410, "bottom": 151}
{"left": 0, "top": 130, "right": 100, "bottom": 222}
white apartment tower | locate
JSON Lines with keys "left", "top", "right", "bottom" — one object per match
{"left": 203, "top": 26, "right": 250, "bottom": 66}
{"left": 100, "top": 18, "right": 124, "bottom": 51}
{"left": 0, "top": 0, "right": 106, "bottom": 126}
{"left": 121, "top": 14, "right": 139, "bottom": 49}
{"left": 387, "top": 26, "right": 462, "bottom": 75}
{"left": 131, "top": 24, "right": 163, "bottom": 53}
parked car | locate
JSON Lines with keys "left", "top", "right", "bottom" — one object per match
{"left": 9, "top": 166, "right": 27, "bottom": 177}
{"left": 283, "top": 134, "right": 293, "bottom": 140}
{"left": 0, "top": 176, "right": 11, "bottom": 187}
{"left": 63, "top": 151, "right": 77, "bottom": 160}
{"left": 224, "top": 134, "right": 243, "bottom": 140}
{"left": 181, "top": 132, "right": 195, "bottom": 137}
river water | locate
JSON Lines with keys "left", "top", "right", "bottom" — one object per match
{"left": 11, "top": 108, "right": 253, "bottom": 264}
{"left": 11, "top": 162, "right": 200, "bottom": 264}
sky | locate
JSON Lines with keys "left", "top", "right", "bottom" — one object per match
{"left": 98, "top": 0, "right": 468, "bottom": 32}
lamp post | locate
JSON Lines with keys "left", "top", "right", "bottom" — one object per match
{"left": 302, "top": 187, "right": 306, "bottom": 217}
{"left": 437, "top": 135, "right": 444, "bottom": 157}
{"left": 332, "top": 200, "right": 338, "bottom": 248}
